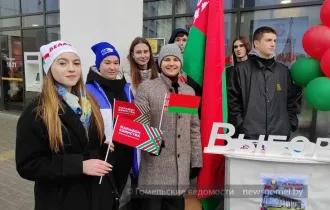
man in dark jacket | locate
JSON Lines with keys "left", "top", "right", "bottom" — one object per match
{"left": 227, "top": 26, "right": 298, "bottom": 140}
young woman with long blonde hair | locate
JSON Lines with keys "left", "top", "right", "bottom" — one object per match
{"left": 15, "top": 41, "right": 118, "bottom": 210}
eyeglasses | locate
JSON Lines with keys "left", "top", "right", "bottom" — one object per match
{"left": 234, "top": 44, "right": 244, "bottom": 49}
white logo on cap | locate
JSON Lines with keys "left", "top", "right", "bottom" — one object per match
{"left": 101, "top": 48, "right": 113, "bottom": 56}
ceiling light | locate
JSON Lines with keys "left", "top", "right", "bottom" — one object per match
{"left": 32, "top": 24, "right": 39, "bottom": 27}
{"left": 281, "top": 0, "right": 292, "bottom": 4}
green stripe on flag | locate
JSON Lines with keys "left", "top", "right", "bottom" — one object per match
{"left": 183, "top": 26, "right": 206, "bottom": 86}
{"left": 144, "top": 125, "right": 158, "bottom": 149}
{"left": 137, "top": 141, "right": 153, "bottom": 150}
{"left": 167, "top": 106, "right": 198, "bottom": 114}
{"left": 222, "top": 68, "right": 228, "bottom": 132}
{"left": 137, "top": 140, "right": 153, "bottom": 149}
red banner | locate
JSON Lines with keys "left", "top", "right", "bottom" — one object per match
{"left": 113, "top": 100, "right": 151, "bottom": 125}
{"left": 112, "top": 116, "right": 164, "bottom": 155}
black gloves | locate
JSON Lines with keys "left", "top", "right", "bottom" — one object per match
{"left": 190, "top": 167, "right": 201, "bottom": 180}
{"left": 150, "top": 140, "right": 165, "bottom": 156}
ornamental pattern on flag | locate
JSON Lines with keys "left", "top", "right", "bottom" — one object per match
{"left": 114, "top": 100, "right": 151, "bottom": 125}
{"left": 112, "top": 116, "right": 164, "bottom": 155}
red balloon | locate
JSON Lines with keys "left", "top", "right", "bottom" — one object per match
{"left": 302, "top": 25, "right": 330, "bottom": 59}
{"left": 321, "top": 48, "right": 330, "bottom": 77}
{"left": 321, "top": 0, "right": 330, "bottom": 27}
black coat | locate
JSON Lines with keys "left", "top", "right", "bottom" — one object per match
{"left": 15, "top": 96, "right": 119, "bottom": 210}
{"left": 86, "top": 68, "right": 133, "bottom": 196}
{"left": 227, "top": 56, "right": 298, "bottom": 140}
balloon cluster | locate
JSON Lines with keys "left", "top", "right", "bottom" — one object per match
{"left": 290, "top": 0, "right": 330, "bottom": 111}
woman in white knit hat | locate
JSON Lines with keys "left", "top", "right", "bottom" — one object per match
{"left": 15, "top": 40, "right": 118, "bottom": 210}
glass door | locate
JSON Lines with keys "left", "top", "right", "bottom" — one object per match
{"left": 0, "top": 30, "right": 24, "bottom": 111}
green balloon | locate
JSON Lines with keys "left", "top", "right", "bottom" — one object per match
{"left": 305, "top": 77, "right": 330, "bottom": 111}
{"left": 290, "top": 58, "right": 324, "bottom": 87}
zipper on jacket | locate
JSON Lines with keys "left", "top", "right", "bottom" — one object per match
{"left": 263, "top": 71, "right": 268, "bottom": 137}
{"left": 175, "top": 112, "right": 179, "bottom": 193}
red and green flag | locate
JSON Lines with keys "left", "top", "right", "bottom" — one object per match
{"left": 183, "top": 0, "right": 227, "bottom": 209}
{"left": 164, "top": 93, "right": 201, "bottom": 114}
{"left": 225, "top": 55, "right": 234, "bottom": 68}
{"left": 112, "top": 116, "right": 164, "bottom": 155}
{"left": 113, "top": 100, "right": 151, "bottom": 125}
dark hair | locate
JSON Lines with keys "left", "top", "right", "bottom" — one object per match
{"left": 232, "top": 36, "right": 252, "bottom": 55}
{"left": 128, "top": 37, "right": 159, "bottom": 90}
{"left": 253, "top": 26, "right": 277, "bottom": 41}
{"left": 175, "top": 32, "right": 188, "bottom": 38}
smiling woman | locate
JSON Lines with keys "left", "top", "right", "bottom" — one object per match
{"left": 85, "top": 41, "right": 135, "bottom": 203}
{"left": 50, "top": 52, "right": 81, "bottom": 92}
{"left": 15, "top": 40, "right": 118, "bottom": 210}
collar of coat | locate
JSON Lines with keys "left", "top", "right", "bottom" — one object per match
{"left": 249, "top": 55, "right": 276, "bottom": 72}
{"left": 160, "top": 73, "right": 184, "bottom": 93}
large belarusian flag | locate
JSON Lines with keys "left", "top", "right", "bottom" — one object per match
{"left": 183, "top": 0, "right": 227, "bottom": 209}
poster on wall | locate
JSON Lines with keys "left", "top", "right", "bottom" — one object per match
{"left": 146, "top": 38, "right": 165, "bottom": 58}
{"left": 260, "top": 174, "right": 308, "bottom": 210}
{"left": 251, "top": 17, "right": 310, "bottom": 68}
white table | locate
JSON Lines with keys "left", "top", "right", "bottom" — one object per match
{"left": 224, "top": 154, "right": 330, "bottom": 210}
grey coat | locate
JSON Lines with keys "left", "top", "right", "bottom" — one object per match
{"left": 134, "top": 74, "right": 202, "bottom": 196}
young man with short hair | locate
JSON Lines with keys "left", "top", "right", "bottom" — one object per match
{"left": 227, "top": 26, "right": 298, "bottom": 140}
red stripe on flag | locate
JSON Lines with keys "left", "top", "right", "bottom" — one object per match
{"left": 197, "top": 0, "right": 226, "bottom": 199}
{"left": 168, "top": 94, "right": 200, "bottom": 109}
{"left": 150, "top": 128, "right": 161, "bottom": 148}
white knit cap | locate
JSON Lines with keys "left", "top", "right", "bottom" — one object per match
{"left": 40, "top": 40, "right": 79, "bottom": 75}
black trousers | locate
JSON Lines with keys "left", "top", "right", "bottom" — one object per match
{"left": 141, "top": 194, "right": 185, "bottom": 210}
{"left": 129, "top": 173, "right": 142, "bottom": 210}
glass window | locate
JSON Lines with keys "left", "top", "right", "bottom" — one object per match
{"left": 240, "top": 5, "right": 324, "bottom": 140}
{"left": 143, "top": 19, "right": 172, "bottom": 43}
{"left": 46, "top": 0, "right": 59, "bottom": 11}
{"left": 225, "top": 13, "right": 237, "bottom": 57}
{"left": 46, "top": 13, "right": 60, "bottom": 25}
{"left": 240, "top": 6, "right": 321, "bottom": 66}
{"left": 175, "top": 0, "right": 237, "bottom": 14}
{"left": 175, "top": 0, "right": 197, "bottom": 14}
{"left": 23, "top": 29, "right": 45, "bottom": 52}
{"left": 22, "top": 15, "right": 44, "bottom": 27}
{"left": 0, "top": 18, "right": 20, "bottom": 28}
{"left": 243, "top": 0, "right": 321, "bottom": 8}
{"left": 224, "top": 0, "right": 239, "bottom": 9}
{"left": 0, "top": 0, "right": 20, "bottom": 16}
{"left": 21, "top": 0, "right": 44, "bottom": 14}
{"left": 0, "top": 30, "right": 24, "bottom": 111}
{"left": 143, "top": 0, "right": 172, "bottom": 18}
{"left": 175, "top": 17, "right": 192, "bottom": 31}
{"left": 46, "top": 27, "right": 60, "bottom": 42}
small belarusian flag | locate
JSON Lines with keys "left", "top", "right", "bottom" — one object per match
{"left": 164, "top": 93, "right": 201, "bottom": 114}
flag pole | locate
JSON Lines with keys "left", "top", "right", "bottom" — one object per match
{"left": 158, "top": 94, "right": 168, "bottom": 129}
{"left": 99, "top": 115, "right": 119, "bottom": 184}
{"left": 113, "top": 99, "right": 116, "bottom": 121}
